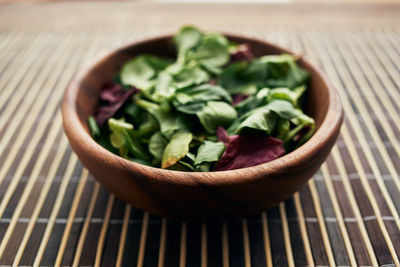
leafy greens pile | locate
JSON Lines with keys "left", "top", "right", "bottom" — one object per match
{"left": 88, "top": 26, "right": 315, "bottom": 172}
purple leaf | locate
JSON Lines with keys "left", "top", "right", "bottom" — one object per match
{"left": 99, "top": 83, "right": 126, "bottom": 103}
{"left": 216, "top": 126, "right": 230, "bottom": 147}
{"left": 230, "top": 44, "right": 254, "bottom": 62}
{"left": 232, "top": 94, "right": 249, "bottom": 106}
{"left": 95, "top": 82, "right": 138, "bottom": 126}
{"left": 216, "top": 132, "right": 285, "bottom": 171}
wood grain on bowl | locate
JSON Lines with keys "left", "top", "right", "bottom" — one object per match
{"left": 62, "top": 34, "right": 343, "bottom": 219}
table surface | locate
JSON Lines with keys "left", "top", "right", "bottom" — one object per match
{"left": 1, "top": 2, "right": 400, "bottom": 266}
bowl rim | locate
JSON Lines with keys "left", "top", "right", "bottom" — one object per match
{"left": 62, "top": 33, "right": 343, "bottom": 186}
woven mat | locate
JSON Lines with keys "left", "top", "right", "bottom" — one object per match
{"left": 1, "top": 5, "right": 400, "bottom": 266}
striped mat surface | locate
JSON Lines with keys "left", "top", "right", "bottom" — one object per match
{"left": 1, "top": 27, "right": 400, "bottom": 267}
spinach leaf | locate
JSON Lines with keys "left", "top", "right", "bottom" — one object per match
{"left": 162, "top": 131, "right": 193, "bottom": 168}
{"left": 172, "top": 64, "right": 210, "bottom": 89}
{"left": 131, "top": 113, "right": 159, "bottom": 138}
{"left": 196, "top": 101, "right": 238, "bottom": 134}
{"left": 268, "top": 86, "right": 306, "bottom": 108}
{"left": 123, "top": 102, "right": 142, "bottom": 123}
{"left": 129, "top": 158, "right": 152, "bottom": 166}
{"left": 149, "top": 132, "right": 167, "bottom": 162}
{"left": 151, "top": 72, "right": 175, "bottom": 102}
{"left": 195, "top": 163, "right": 212, "bottom": 172}
{"left": 194, "top": 141, "right": 226, "bottom": 167}
{"left": 167, "top": 161, "right": 195, "bottom": 171}
{"left": 88, "top": 116, "right": 100, "bottom": 138}
{"left": 186, "top": 152, "right": 196, "bottom": 162}
{"left": 234, "top": 107, "right": 278, "bottom": 135}
{"left": 260, "top": 54, "right": 310, "bottom": 89}
{"left": 135, "top": 98, "right": 188, "bottom": 139}
{"left": 276, "top": 119, "right": 290, "bottom": 140}
{"left": 230, "top": 99, "right": 298, "bottom": 135}
{"left": 120, "top": 55, "right": 170, "bottom": 91}
{"left": 286, "top": 113, "right": 315, "bottom": 143}
{"left": 153, "top": 110, "right": 189, "bottom": 139}
{"left": 219, "top": 60, "right": 266, "bottom": 94}
{"left": 234, "top": 88, "right": 269, "bottom": 115}
{"left": 188, "top": 33, "right": 230, "bottom": 74}
{"left": 173, "top": 102, "right": 205, "bottom": 115}
{"left": 178, "top": 161, "right": 196, "bottom": 171}
{"left": 266, "top": 99, "right": 300, "bottom": 120}
{"left": 172, "top": 84, "right": 231, "bottom": 114}
{"left": 174, "top": 26, "right": 203, "bottom": 61}
{"left": 108, "top": 118, "right": 150, "bottom": 161}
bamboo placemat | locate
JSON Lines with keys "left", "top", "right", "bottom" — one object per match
{"left": 1, "top": 15, "right": 400, "bottom": 267}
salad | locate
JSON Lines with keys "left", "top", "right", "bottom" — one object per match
{"left": 88, "top": 26, "right": 315, "bottom": 172}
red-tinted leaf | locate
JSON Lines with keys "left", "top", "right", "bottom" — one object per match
{"left": 216, "top": 126, "right": 230, "bottom": 147}
{"left": 230, "top": 44, "right": 254, "bottom": 62}
{"left": 100, "top": 83, "right": 125, "bottom": 102}
{"left": 216, "top": 133, "right": 285, "bottom": 171}
{"left": 95, "top": 82, "right": 138, "bottom": 126}
{"left": 232, "top": 94, "right": 249, "bottom": 106}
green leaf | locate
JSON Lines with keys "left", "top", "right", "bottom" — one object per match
{"left": 297, "top": 126, "right": 315, "bottom": 146}
{"left": 135, "top": 98, "right": 188, "bottom": 139}
{"left": 195, "top": 163, "right": 212, "bottom": 172}
{"left": 154, "top": 110, "right": 188, "bottom": 139}
{"left": 172, "top": 84, "right": 231, "bottom": 114}
{"left": 234, "top": 107, "right": 278, "bottom": 135}
{"left": 194, "top": 141, "right": 226, "bottom": 166}
{"left": 88, "top": 116, "right": 100, "bottom": 138}
{"left": 176, "top": 84, "right": 231, "bottom": 103}
{"left": 189, "top": 33, "right": 230, "bottom": 74}
{"left": 234, "top": 88, "right": 270, "bottom": 115}
{"left": 108, "top": 118, "right": 134, "bottom": 132}
{"left": 260, "top": 54, "right": 310, "bottom": 89}
{"left": 135, "top": 98, "right": 160, "bottom": 110}
{"left": 291, "top": 112, "right": 315, "bottom": 126}
{"left": 151, "top": 72, "right": 175, "bottom": 102}
{"left": 172, "top": 65, "right": 210, "bottom": 89}
{"left": 131, "top": 113, "right": 159, "bottom": 138}
{"left": 276, "top": 119, "right": 290, "bottom": 140}
{"left": 268, "top": 86, "right": 306, "bottom": 108}
{"left": 120, "top": 55, "right": 170, "bottom": 90}
{"left": 123, "top": 102, "right": 142, "bottom": 124}
{"left": 266, "top": 99, "right": 300, "bottom": 120}
{"left": 162, "top": 131, "right": 193, "bottom": 168}
{"left": 167, "top": 161, "right": 194, "bottom": 171}
{"left": 129, "top": 158, "right": 152, "bottom": 166}
{"left": 178, "top": 161, "right": 195, "bottom": 171}
{"left": 174, "top": 26, "right": 203, "bottom": 57}
{"left": 285, "top": 113, "right": 315, "bottom": 145}
{"left": 260, "top": 54, "right": 293, "bottom": 77}
{"left": 108, "top": 118, "right": 150, "bottom": 161}
{"left": 219, "top": 60, "right": 266, "bottom": 94}
{"left": 174, "top": 102, "right": 205, "bottom": 114}
{"left": 230, "top": 98, "right": 298, "bottom": 135}
{"left": 110, "top": 130, "right": 125, "bottom": 148}
{"left": 149, "top": 132, "right": 167, "bottom": 162}
{"left": 186, "top": 152, "right": 196, "bottom": 162}
{"left": 196, "top": 101, "right": 238, "bottom": 134}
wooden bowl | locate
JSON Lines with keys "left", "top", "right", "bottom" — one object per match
{"left": 62, "top": 34, "right": 343, "bottom": 219}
